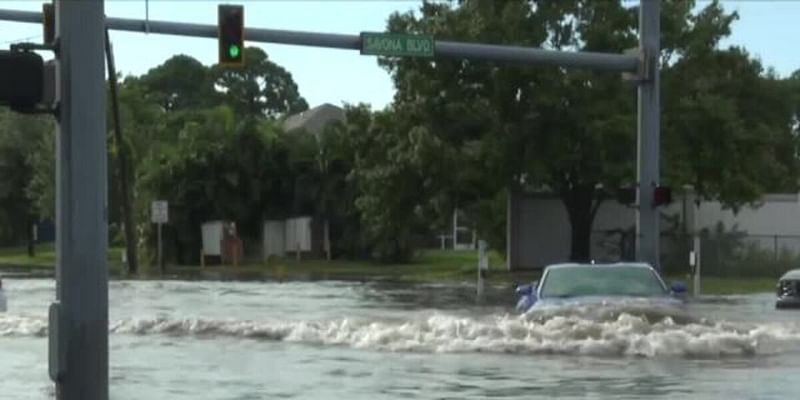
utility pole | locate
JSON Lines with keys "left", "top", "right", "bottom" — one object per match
{"left": 636, "top": 0, "right": 661, "bottom": 270}
{"left": 105, "top": 27, "right": 139, "bottom": 275}
{"left": 50, "top": 1, "right": 108, "bottom": 399}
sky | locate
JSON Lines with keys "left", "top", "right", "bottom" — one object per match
{"left": 0, "top": 1, "right": 798, "bottom": 110}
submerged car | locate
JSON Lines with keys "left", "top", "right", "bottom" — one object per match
{"left": 776, "top": 269, "right": 800, "bottom": 309}
{"left": 515, "top": 262, "right": 686, "bottom": 312}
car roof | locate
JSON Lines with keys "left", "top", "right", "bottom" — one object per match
{"left": 780, "top": 269, "right": 800, "bottom": 280}
{"left": 545, "top": 262, "right": 655, "bottom": 270}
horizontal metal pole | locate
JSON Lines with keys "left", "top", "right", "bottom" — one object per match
{"left": 0, "top": 8, "right": 40, "bottom": 24}
{"left": 0, "top": 8, "right": 638, "bottom": 72}
{"left": 436, "top": 41, "right": 637, "bottom": 71}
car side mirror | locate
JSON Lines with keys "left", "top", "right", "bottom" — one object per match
{"left": 671, "top": 281, "right": 687, "bottom": 294}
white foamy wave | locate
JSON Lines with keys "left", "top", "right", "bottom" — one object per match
{"left": 0, "top": 315, "right": 48, "bottom": 337}
{"left": 5, "top": 311, "right": 800, "bottom": 358}
{"left": 108, "top": 313, "right": 800, "bottom": 358}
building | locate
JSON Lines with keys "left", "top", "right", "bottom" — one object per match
{"left": 283, "top": 103, "right": 345, "bottom": 137}
{"left": 507, "top": 191, "right": 800, "bottom": 271}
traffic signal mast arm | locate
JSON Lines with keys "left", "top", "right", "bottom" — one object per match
{"left": 0, "top": 8, "right": 638, "bottom": 72}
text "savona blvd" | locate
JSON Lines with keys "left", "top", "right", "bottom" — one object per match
{"left": 360, "top": 32, "right": 435, "bottom": 58}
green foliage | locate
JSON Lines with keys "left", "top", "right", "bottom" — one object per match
{"left": 0, "top": 110, "right": 53, "bottom": 245}
{"left": 3, "top": 1, "right": 799, "bottom": 271}
{"left": 138, "top": 55, "right": 219, "bottom": 112}
{"left": 379, "top": 0, "right": 799, "bottom": 260}
{"left": 24, "top": 118, "right": 56, "bottom": 221}
{"left": 339, "top": 104, "right": 444, "bottom": 262}
{"left": 213, "top": 47, "right": 309, "bottom": 118}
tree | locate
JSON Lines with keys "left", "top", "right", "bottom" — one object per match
{"left": 383, "top": 0, "right": 637, "bottom": 261}
{"left": 663, "top": 46, "right": 799, "bottom": 207}
{"left": 26, "top": 122, "right": 56, "bottom": 222}
{"left": 659, "top": 2, "right": 799, "bottom": 206}
{"left": 0, "top": 110, "right": 53, "bottom": 253}
{"left": 138, "top": 55, "right": 219, "bottom": 112}
{"left": 213, "top": 47, "right": 309, "bottom": 118}
{"left": 381, "top": 0, "right": 798, "bottom": 261}
{"left": 340, "top": 104, "right": 446, "bottom": 262}
{"left": 138, "top": 105, "right": 295, "bottom": 263}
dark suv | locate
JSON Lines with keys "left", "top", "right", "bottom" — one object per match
{"left": 776, "top": 270, "right": 800, "bottom": 309}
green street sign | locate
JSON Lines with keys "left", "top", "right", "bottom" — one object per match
{"left": 360, "top": 32, "right": 435, "bottom": 58}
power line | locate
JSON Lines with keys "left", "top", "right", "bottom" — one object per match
{"left": 1, "top": 35, "right": 38, "bottom": 45}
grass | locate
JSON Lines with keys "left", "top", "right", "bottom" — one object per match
{"left": 0, "top": 244, "right": 779, "bottom": 294}
{"left": 0, "top": 242, "right": 124, "bottom": 272}
{"left": 684, "top": 277, "right": 776, "bottom": 295}
{"left": 173, "top": 249, "right": 531, "bottom": 285}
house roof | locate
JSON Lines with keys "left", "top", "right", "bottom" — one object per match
{"left": 283, "top": 103, "right": 345, "bottom": 137}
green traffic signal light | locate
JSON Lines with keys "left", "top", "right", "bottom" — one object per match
{"left": 218, "top": 5, "right": 244, "bottom": 66}
{"left": 228, "top": 44, "right": 240, "bottom": 59}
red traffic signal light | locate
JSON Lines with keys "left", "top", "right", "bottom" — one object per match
{"left": 0, "top": 50, "right": 44, "bottom": 111}
{"left": 218, "top": 5, "right": 244, "bottom": 66}
{"left": 653, "top": 186, "right": 672, "bottom": 207}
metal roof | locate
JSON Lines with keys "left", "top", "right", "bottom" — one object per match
{"left": 283, "top": 103, "right": 345, "bottom": 138}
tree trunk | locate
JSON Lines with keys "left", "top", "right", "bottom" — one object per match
{"left": 561, "top": 184, "right": 602, "bottom": 262}
{"left": 26, "top": 216, "right": 35, "bottom": 257}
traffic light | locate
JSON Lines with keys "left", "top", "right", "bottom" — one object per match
{"left": 218, "top": 5, "right": 244, "bottom": 66}
{"left": 43, "top": 3, "right": 55, "bottom": 45}
{"left": 653, "top": 185, "right": 672, "bottom": 207}
{"left": 0, "top": 50, "right": 44, "bottom": 112}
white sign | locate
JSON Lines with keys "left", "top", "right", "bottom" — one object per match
{"left": 151, "top": 200, "right": 168, "bottom": 224}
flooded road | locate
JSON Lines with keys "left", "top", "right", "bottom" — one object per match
{"left": 1, "top": 278, "right": 799, "bottom": 399}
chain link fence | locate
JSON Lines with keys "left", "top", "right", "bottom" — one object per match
{"left": 592, "top": 226, "right": 800, "bottom": 278}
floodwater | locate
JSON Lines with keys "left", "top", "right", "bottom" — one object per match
{"left": 1, "top": 278, "right": 800, "bottom": 399}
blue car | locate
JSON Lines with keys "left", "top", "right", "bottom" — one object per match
{"left": 515, "top": 262, "right": 687, "bottom": 312}
{"left": 776, "top": 269, "right": 800, "bottom": 309}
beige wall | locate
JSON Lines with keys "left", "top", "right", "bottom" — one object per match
{"left": 507, "top": 192, "right": 800, "bottom": 270}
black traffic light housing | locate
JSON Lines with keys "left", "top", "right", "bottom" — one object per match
{"left": 218, "top": 5, "right": 244, "bottom": 66}
{"left": 43, "top": 3, "right": 55, "bottom": 45}
{"left": 0, "top": 50, "right": 44, "bottom": 112}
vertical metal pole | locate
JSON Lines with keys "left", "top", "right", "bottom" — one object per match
{"left": 452, "top": 208, "right": 458, "bottom": 250}
{"left": 636, "top": 0, "right": 661, "bottom": 270}
{"left": 477, "top": 240, "right": 488, "bottom": 300}
{"left": 692, "top": 196, "right": 701, "bottom": 297}
{"left": 157, "top": 222, "right": 163, "bottom": 273}
{"left": 774, "top": 235, "right": 778, "bottom": 261}
{"left": 693, "top": 235, "right": 701, "bottom": 296}
{"left": 51, "top": 1, "right": 108, "bottom": 399}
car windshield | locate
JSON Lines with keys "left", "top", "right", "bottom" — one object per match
{"left": 539, "top": 265, "right": 667, "bottom": 298}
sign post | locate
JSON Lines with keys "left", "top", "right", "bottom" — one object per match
{"left": 151, "top": 200, "right": 168, "bottom": 273}
{"left": 477, "top": 240, "right": 489, "bottom": 300}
